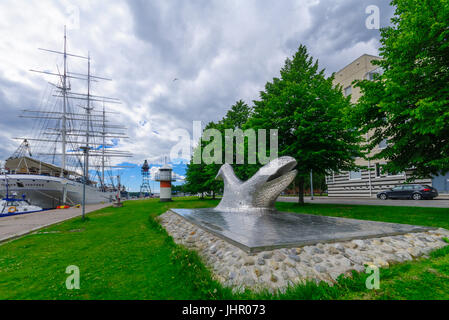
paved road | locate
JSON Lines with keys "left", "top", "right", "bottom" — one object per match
{"left": 0, "top": 203, "right": 111, "bottom": 244}
{"left": 277, "top": 196, "right": 449, "bottom": 208}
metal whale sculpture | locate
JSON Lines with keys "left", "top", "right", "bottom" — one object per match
{"left": 215, "top": 156, "right": 297, "bottom": 212}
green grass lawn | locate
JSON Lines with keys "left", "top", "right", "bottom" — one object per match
{"left": 0, "top": 197, "right": 448, "bottom": 300}
{"left": 276, "top": 202, "right": 449, "bottom": 230}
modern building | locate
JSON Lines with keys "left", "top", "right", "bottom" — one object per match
{"left": 326, "top": 54, "right": 449, "bottom": 197}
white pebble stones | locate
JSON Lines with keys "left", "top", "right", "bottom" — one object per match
{"left": 159, "top": 210, "right": 449, "bottom": 293}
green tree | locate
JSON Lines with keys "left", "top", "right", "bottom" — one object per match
{"left": 219, "top": 100, "right": 254, "bottom": 180}
{"left": 303, "top": 172, "right": 327, "bottom": 195}
{"left": 171, "top": 184, "right": 185, "bottom": 194}
{"left": 220, "top": 100, "right": 251, "bottom": 128}
{"left": 248, "top": 45, "right": 362, "bottom": 204}
{"left": 201, "top": 121, "right": 224, "bottom": 198}
{"left": 184, "top": 101, "right": 253, "bottom": 197}
{"left": 353, "top": 0, "right": 449, "bottom": 177}
{"left": 183, "top": 156, "right": 208, "bottom": 197}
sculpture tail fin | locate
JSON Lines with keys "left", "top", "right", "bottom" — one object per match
{"left": 215, "top": 163, "right": 242, "bottom": 186}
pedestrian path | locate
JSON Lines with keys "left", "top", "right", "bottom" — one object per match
{"left": 277, "top": 196, "right": 449, "bottom": 208}
{"left": 0, "top": 203, "right": 111, "bottom": 244}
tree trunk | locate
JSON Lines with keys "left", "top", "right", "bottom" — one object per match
{"left": 297, "top": 175, "right": 305, "bottom": 205}
{"left": 212, "top": 190, "right": 215, "bottom": 199}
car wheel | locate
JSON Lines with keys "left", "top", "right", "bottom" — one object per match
{"left": 379, "top": 193, "right": 387, "bottom": 200}
{"left": 412, "top": 193, "right": 422, "bottom": 200}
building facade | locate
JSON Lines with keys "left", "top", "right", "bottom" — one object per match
{"left": 326, "top": 54, "right": 442, "bottom": 197}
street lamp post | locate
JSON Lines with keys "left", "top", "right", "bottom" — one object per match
{"left": 310, "top": 169, "right": 314, "bottom": 200}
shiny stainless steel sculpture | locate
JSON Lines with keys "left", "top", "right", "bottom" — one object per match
{"left": 215, "top": 156, "right": 297, "bottom": 212}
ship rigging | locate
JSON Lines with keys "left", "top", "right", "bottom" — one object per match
{"left": 0, "top": 27, "right": 132, "bottom": 208}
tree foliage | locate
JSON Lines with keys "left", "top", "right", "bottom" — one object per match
{"left": 184, "top": 45, "right": 362, "bottom": 203}
{"left": 184, "top": 100, "right": 252, "bottom": 197}
{"left": 353, "top": 0, "right": 449, "bottom": 177}
{"left": 248, "top": 45, "right": 362, "bottom": 203}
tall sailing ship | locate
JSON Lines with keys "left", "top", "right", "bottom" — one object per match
{"left": 0, "top": 28, "right": 131, "bottom": 209}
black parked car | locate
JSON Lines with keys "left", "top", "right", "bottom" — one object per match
{"left": 377, "top": 184, "right": 438, "bottom": 200}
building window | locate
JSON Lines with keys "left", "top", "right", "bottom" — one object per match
{"left": 326, "top": 172, "right": 335, "bottom": 184}
{"left": 365, "top": 67, "right": 384, "bottom": 80}
{"left": 387, "top": 171, "right": 405, "bottom": 177}
{"left": 375, "top": 163, "right": 381, "bottom": 178}
{"left": 378, "top": 139, "right": 388, "bottom": 149}
{"left": 349, "top": 170, "right": 362, "bottom": 180}
{"left": 344, "top": 86, "right": 352, "bottom": 97}
{"left": 383, "top": 162, "right": 404, "bottom": 176}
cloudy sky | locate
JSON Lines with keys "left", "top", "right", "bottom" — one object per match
{"left": 0, "top": 0, "right": 395, "bottom": 191}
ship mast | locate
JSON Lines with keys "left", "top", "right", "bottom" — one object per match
{"left": 102, "top": 102, "right": 106, "bottom": 188}
{"left": 16, "top": 27, "right": 133, "bottom": 189}
{"left": 85, "top": 52, "right": 92, "bottom": 180}
{"left": 61, "top": 26, "right": 68, "bottom": 177}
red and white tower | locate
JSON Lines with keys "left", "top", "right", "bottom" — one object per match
{"left": 155, "top": 164, "right": 175, "bottom": 202}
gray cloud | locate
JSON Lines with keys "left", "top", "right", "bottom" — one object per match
{"left": 127, "top": 0, "right": 222, "bottom": 80}
{"left": 285, "top": 0, "right": 395, "bottom": 73}
{"left": 0, "top": 0, "right": 396, "bottom": 168}
{"left": 0, "top": 75, "right": 40, "bottom": 160}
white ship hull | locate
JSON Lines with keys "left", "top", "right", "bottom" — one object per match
{"left": 0, "top": 174, "right": 114, "bottom": 209}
